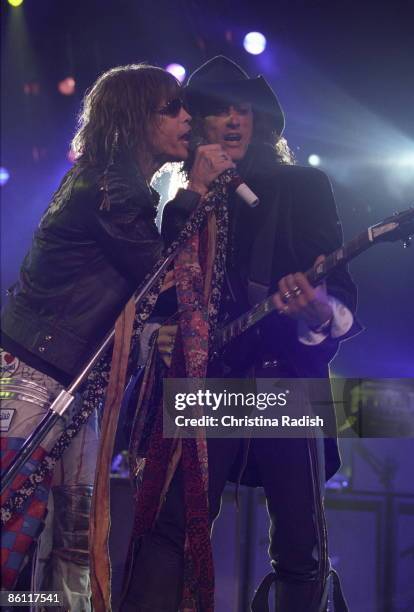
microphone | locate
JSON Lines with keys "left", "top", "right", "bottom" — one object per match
{"left": 189, "top": 136, "right": 260, "bottom": 208}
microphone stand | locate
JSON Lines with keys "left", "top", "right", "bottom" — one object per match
{"left": 1, "top": 250, "right": 175, "bottom": 496}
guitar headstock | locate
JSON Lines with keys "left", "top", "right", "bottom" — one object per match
{"left": 369, "top": 207, "right": 414, "bottom": 247}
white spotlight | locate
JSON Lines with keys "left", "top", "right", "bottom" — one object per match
{"left": 243, "top": 32, "right": 267, "bottom": 55}
{"left": 308, "top": 154, "right": 321, "bottom": 167}
{"left": 0, "top": 167, "right": 10, "bottom": 186}
{"left": 395, "top": 153, "right": 414, "bottom": 167}
{"left": 167, "top": 165, "right": 188, "bottom": 200}
{"left": 166, "top": 63, "right": 186, "bottom": 83}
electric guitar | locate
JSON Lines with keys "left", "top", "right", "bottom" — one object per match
{"left": 211, "top": 207, "right": 414, "bottom": 357}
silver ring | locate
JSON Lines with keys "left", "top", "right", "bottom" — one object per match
{"left": 292, "top": 286, "right": 302, "bottom": 297}
{"left": 282, "top": 290, "right": 293, "bottom": 302}
{"left": 278, "top": 305, "right": 289, "bottom": 315}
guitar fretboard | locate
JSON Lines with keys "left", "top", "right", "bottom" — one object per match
{"left": 214, "top": 228, "right": 372, "bottom": 352}
{"left": 307, "top": 230, "right": 371, "bottom": 285}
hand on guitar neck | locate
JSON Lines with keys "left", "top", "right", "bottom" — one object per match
{"left": 272, "top": 255, "right": 333, "bottom": 333}
{"left": 214, "top": 206, "right": 414, "bottom": 355}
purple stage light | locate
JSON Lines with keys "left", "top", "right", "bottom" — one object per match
{"left": 243, "top": 32, "right": 267, "bottom": 55}
{"left": 23, "top": 82, "right": 40, "bottom": 96}
{"left": 165, "top": 63, "right": 186, "bottom": 83}
{"left": 0, "top": 167, "right": 10, "bottom": 186}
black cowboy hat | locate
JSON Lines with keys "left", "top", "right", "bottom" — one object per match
{"left": 185, "top": 55, "right": 285, "bottom": 135}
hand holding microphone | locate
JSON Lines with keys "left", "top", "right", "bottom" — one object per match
{"left": 188, "top": 138, "right": 259, "bottom": 208}
{"left": 188, "top": 143, "right": 235, "bottom": 196}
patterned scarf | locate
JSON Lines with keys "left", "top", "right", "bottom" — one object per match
{"left": 130, "top": 198, "right": 228, "bottom": 611}
{"left": 1, "top": 171, "right": 234, "bottom": 609}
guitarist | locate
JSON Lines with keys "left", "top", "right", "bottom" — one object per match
{"left": 129, "top": 57, "right": 360, "bottom": 611}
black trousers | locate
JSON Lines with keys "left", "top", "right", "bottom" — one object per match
{"left": 120, "top": 436, "right": 324, "bottom": 612}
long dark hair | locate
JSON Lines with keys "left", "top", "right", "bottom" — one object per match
{"left": 72, "top": 63, "right": 180, "bottom": 168}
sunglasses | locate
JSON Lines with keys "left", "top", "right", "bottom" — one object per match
{"left": 155, "top": 97, "right": 189, "bottom": 118}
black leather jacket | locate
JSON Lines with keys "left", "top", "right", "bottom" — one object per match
{"left": 1, "top": 159, "right": 197, "bottom": 382}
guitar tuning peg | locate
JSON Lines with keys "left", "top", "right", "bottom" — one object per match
{"left": 403, "top": 236, "right": 412, "bottom": 248}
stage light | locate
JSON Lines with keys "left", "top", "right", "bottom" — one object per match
{"left": 165, "top": 63, "right": 186, "bottom": 83}
{"left": 8, "top": 0, "right": 24, "bottom": 6}
{"left": 394, "top": 153, "right": 414, "bottom": 167}
{"left": 23, "top": 82, "right": 40, "bottom": 95}
{"left": 308, "top": 154, "right": 321, "bottom": 167}
{"left": 167, "top": 164, "right": 188, "bottom": 200}
{"left": 58, "top": 77, "right": 76, "bottom": 95}
{"left": 0, "top": 168, "right": 10, "bottom": 186}
{"left": 32, "top": 147, "right": 47, "bottom": 162}
{"left": 243, "top": 32, "right": 267, "bottom": 55}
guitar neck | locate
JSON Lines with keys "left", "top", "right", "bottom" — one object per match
{"left": 305, "top": 228, "right": 372, "bottom": 285}
{"left": 214, "top": 228, "right": 373, "bottom": 353}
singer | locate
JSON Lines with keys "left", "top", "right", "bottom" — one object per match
{"left": 122, "top": 57, "right": 360, "bottom": 611}
{"left": 0, "top": 63, "right": 233, "bottom": 610}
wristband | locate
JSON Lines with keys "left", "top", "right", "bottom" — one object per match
{"left": 308, "top": 315, "right": 333, "bottom": 334}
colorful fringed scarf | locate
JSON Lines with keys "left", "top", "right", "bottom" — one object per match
{"left": 1, "top": 170, "right": 234, "bottom": 610}
{"left": 130, "top": 200, "right": 228, "bottom": 612}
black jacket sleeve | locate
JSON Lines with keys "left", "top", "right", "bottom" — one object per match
{"left": 80, "top": 167, "right": 163, "bottom": 288}
{"left": 161, "top": 188, "right": 201, "bottom": 245}
{"left": 90, "top": 201, "right": 163, "bottom": 288}
{"left": 285, "top": 167, "right": 360, "bottom": 368}
{"left": 290, "top": 167, "right": 357, "bottom": 312}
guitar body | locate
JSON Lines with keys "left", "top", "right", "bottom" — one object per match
{"left": 209, "top": 325, "right": 261, "bottom": 377}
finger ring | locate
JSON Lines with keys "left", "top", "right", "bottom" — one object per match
{"left": 292, "top": 286, "right": 302, "bottom": 297}
{"left": 282, "top": 290, "right": 293, "bottom": 302}
{"left": 278, "top": 305, "right": 289, "bottom": 315}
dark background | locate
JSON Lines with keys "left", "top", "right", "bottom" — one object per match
{"left": 1, "top": 2, "right": 414, "bottom": 610}
{"left": 2, "top": 0, "right": 413, "bottom": 376}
